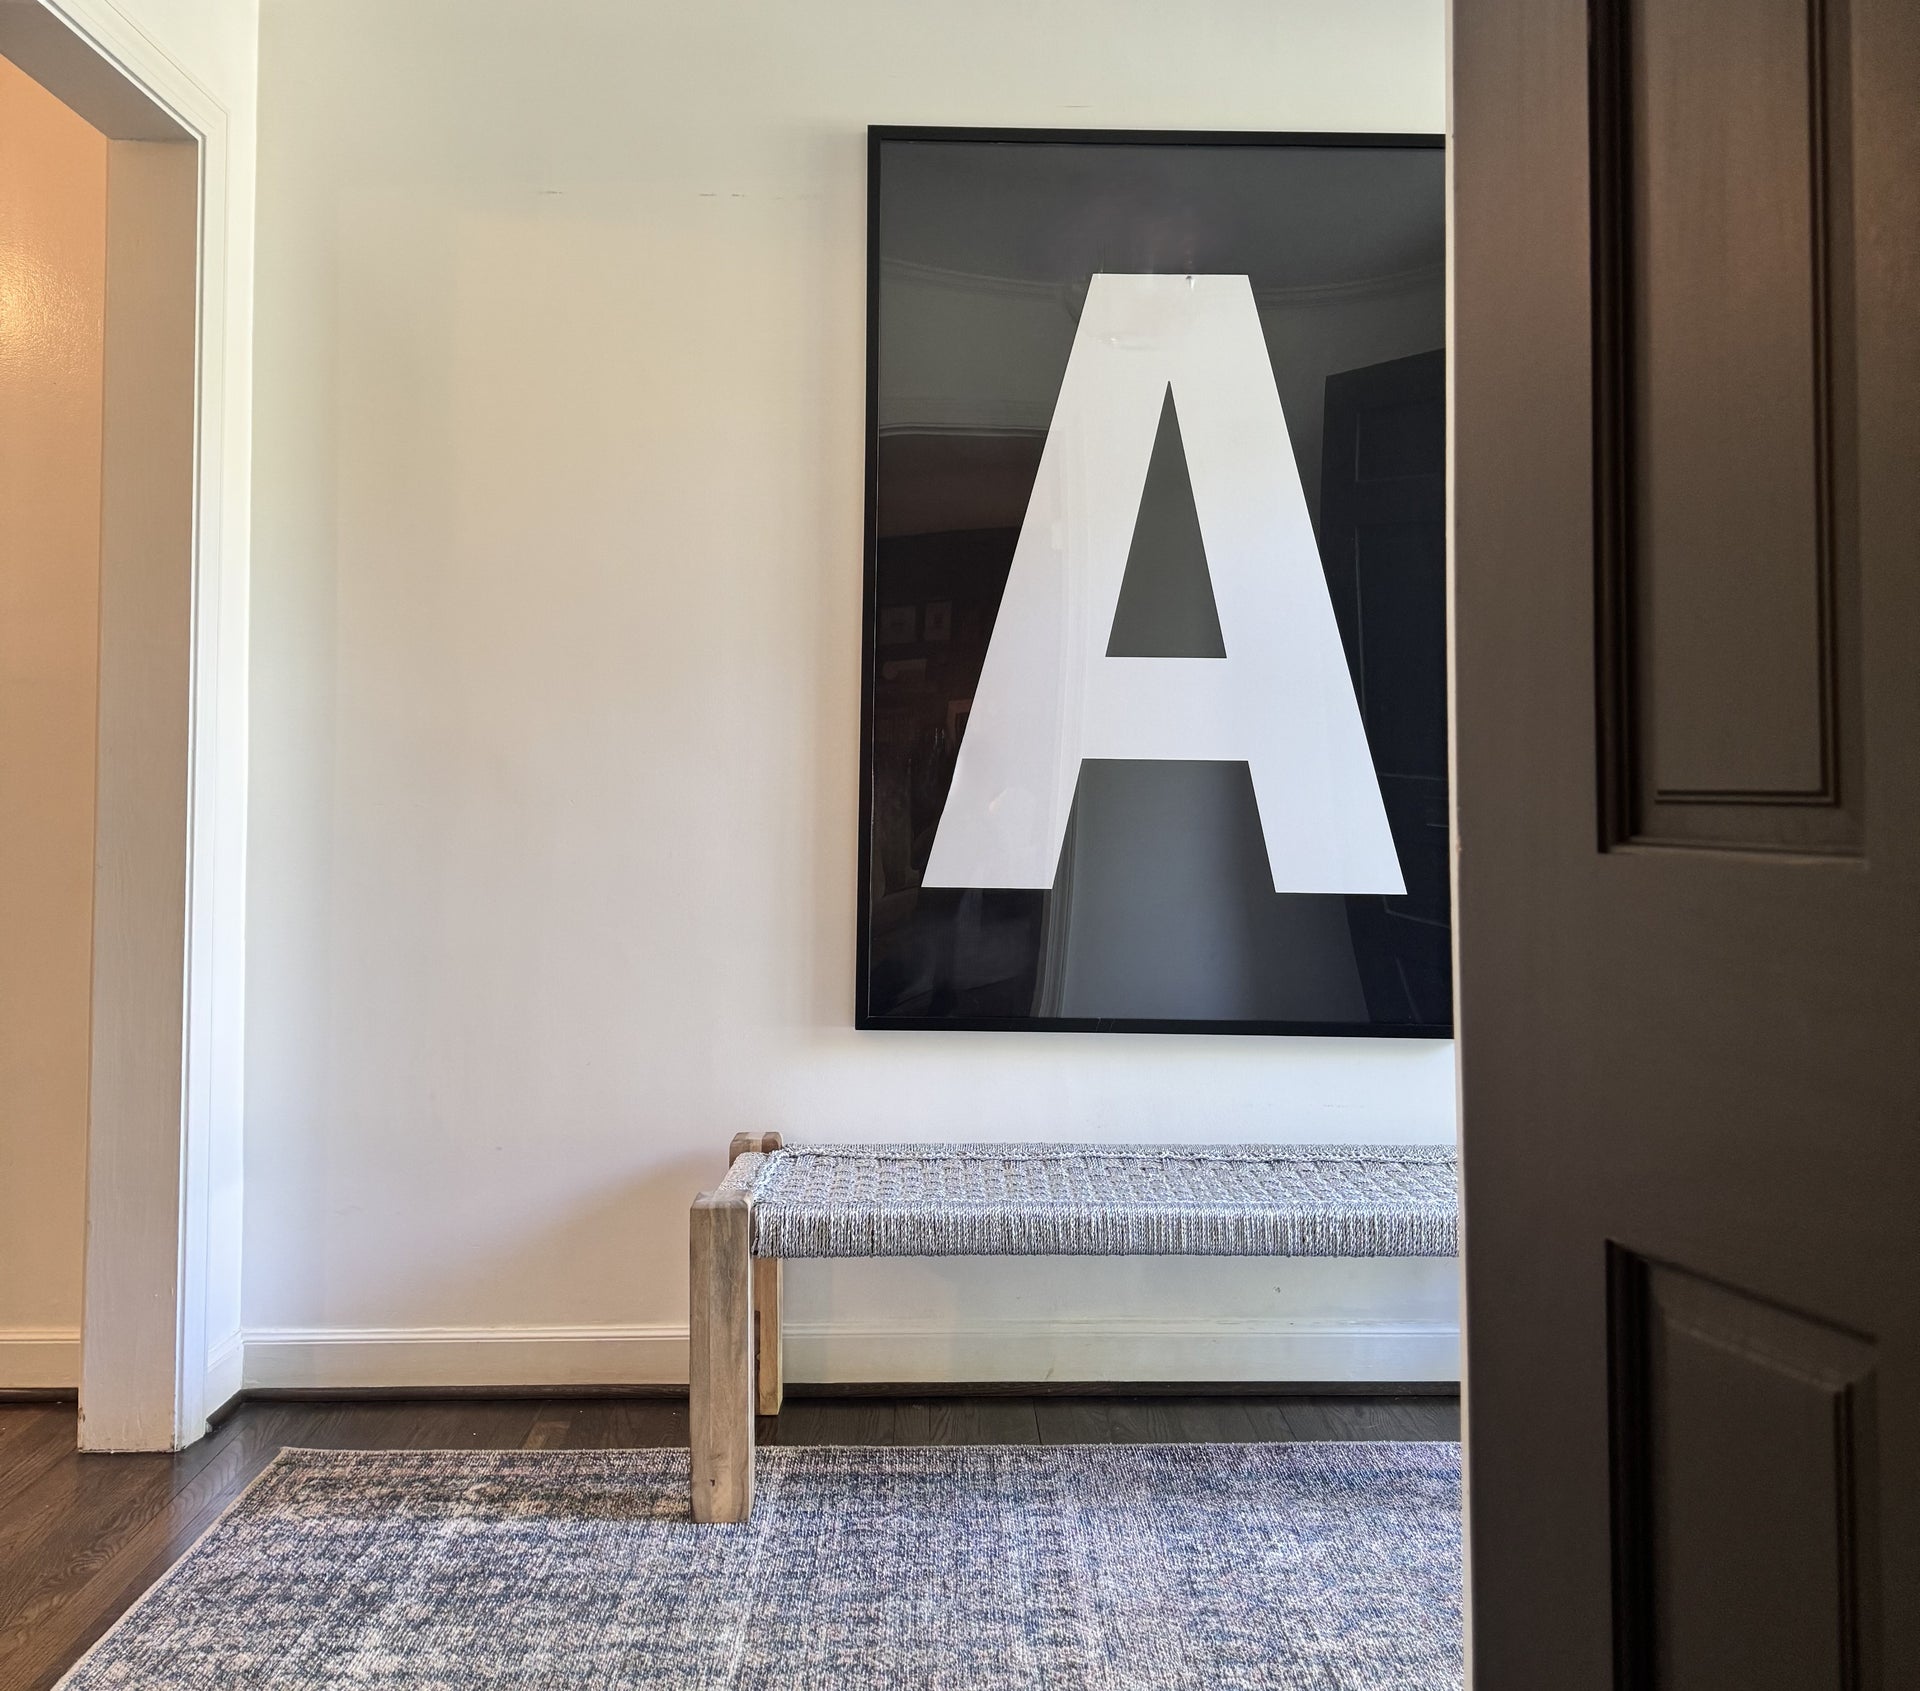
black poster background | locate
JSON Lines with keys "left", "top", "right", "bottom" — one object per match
{"left": 859, "top": 130, "right": 1449, "bottom": 1035}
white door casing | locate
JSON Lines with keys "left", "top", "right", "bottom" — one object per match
{"left": 0, "top": 0, "right": 250, "bottom": 1450}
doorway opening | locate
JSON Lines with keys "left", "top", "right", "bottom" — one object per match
{"left": 0, "top": 49, "right": 103, "bottom": 1408}
{"left": 0, "top": 4, "right": 239, "bottom": 1452}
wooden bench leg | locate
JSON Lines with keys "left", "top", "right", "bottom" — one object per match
{"left": 725, "top": 1131, "right": 785, "bottom": 1419}
{"left": 754, "top": 1258, "right": 783, "bottom": 1415}
{"left": 689, "top": 1191, "right": 754, "bottom": 1522}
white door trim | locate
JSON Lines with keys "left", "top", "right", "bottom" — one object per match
{"left": 1, "top": 0, "right": 248, "bottom": 1449}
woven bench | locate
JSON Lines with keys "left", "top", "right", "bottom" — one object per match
{"left": 688, "top": 1133, "right": 1459, "bottom": 1522}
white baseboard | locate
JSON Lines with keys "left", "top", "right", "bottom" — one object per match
{"left": 205, "top": 1329, "right": 245, "bottom": 1409}
{"left": 0, "top": 1327, "right": 80, "bottom": 1390}
{"left": 0, "top": 1327, "right": 253, "bottom": 1402}
{"left": 242, "top": 1325, "right": 690, "bottom": 1391}
{"left": 791, "top": 1319, "right": 1460, "bottom": 1385}
{"left": 238, "top": 1320, "right": 1458, "bottom": 1392}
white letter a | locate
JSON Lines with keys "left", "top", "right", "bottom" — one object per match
{"left": 922, "top": 274, "right": 1405, "bottom": 895}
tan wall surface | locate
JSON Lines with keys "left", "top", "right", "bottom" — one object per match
{"left": 0, "top": 55, "right": 107, "bottom": 1354}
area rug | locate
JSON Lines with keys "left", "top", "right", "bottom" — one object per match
{"left": 60, "top": 1443, "right": 1462, "bottom": 1690}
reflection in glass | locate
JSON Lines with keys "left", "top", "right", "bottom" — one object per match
{"left": 862, "top": 135, "right": 1448, "bottom": 1033}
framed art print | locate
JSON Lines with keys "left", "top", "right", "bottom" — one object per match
{"left": 857, "top": 128, "right": 1448, "bottom": 1035}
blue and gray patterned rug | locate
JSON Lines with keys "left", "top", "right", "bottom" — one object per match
{"left": 61, "top": 1443, "right": 1461, "bottom": 1689}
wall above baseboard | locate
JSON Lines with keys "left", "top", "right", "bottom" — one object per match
{"left": 237, "top": 1319, "right": 1460, "bottom": 1393}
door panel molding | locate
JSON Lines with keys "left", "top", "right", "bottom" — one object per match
{"left": 1591, "top": 0, "right": 1862, "bottom": 855}
{"left": 1608, "top": 1247, "right": 1878, "bottom": 1689}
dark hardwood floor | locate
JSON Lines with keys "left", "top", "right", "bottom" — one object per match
{"left": 0, "top": 1390, "right": 1458, "bottom": 1689}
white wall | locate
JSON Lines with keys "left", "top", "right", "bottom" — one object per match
{"left": 245, "top": 0, "right": 1454, "bottom": 1388}
{"left": 0, "top": 54, "right": 106, "bottom": 1391}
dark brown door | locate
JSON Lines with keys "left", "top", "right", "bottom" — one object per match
{"left": 1453, "top": 0, "right": 1919, "bottom": 1686}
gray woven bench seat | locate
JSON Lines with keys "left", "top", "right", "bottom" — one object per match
{"left": 688, "top": 1136, "right": 1459, "bottom": 1521}
{"left": 714, "top": 1141, "right": 1458, "bottom": 1260}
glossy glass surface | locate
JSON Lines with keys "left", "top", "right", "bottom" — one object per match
{"left": 860, "top": 132, "right": 1448, "bottom": 1034}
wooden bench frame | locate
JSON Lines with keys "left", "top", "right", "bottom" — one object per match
{"left": 688, "top": 1132, "right": 1454, "bottom": 1522}
{"left": 688, "top": 1132, "right": 783, "bottom": 1523}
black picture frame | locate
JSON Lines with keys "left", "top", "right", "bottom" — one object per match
{"left": 856, "top": 126, "right": 1450, "bottom": 1037}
